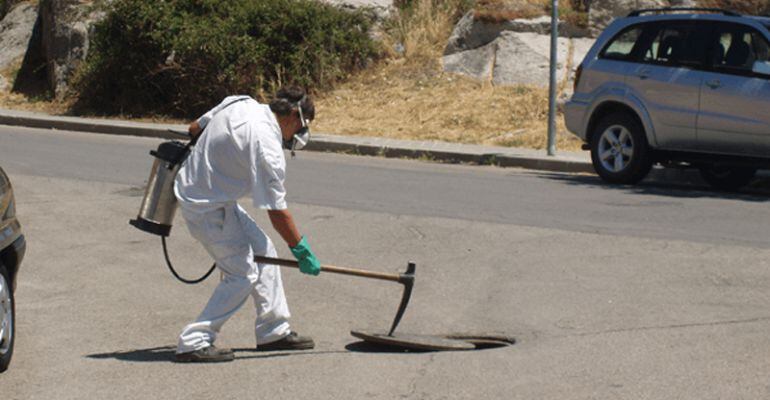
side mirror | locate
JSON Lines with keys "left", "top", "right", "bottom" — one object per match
{"left": 752, "top": 60, "right": 770, "bottom": 77}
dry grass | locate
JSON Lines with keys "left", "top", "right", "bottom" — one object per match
{"left": 474, "top": 0, "right": 548, "bottom": 22}
{"left": 0, "top": 60, "right": 69, "bottom": 114}
{"left": 313, "top": 0, "right": 581, "bottom": 151}
{"left": 313, "top": 60, "right": 581, "bottom": 151}
{"left": 379, "top": 0, "right": 468, "bottom": 63}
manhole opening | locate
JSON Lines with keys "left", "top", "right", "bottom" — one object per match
{"left": 446, "top": 334, "right": 516, "bottom": 350}
{"left": 349, "top": 330, "right": 516, "bottom": 352}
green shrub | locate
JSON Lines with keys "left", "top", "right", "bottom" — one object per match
{"left": 73, "top": 0, "right": 380, "bottom": 118}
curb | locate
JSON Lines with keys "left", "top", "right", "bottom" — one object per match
{"left": 0, "top": 109, "right": 186, "bottom": 140}
{"left": 0, "top": 108, "right": 594, "bottom": 174}
{"left": 306, "top": 138, "right": 594, "bottom": 174}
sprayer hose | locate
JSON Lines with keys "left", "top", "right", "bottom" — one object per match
{"left": 161, "top": 236, "right": 217, "bottom": 284}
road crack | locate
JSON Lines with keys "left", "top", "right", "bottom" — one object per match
{"left": 567, "top": 316, "right": 770, "bottom": 338}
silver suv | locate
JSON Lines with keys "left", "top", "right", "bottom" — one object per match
{"left": 565, "top": 8, "right": 770, "bottom": 190}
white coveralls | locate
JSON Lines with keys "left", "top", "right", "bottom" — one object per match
{"left": 174, "top": 96, "right": 292, "bottom": 354}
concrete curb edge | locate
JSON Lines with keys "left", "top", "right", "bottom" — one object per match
{"left": 0, "top": 109, "right": 594, "bottom": 174}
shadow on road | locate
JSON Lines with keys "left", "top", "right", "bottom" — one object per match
{"left": 344, "top": 341, "right": 430, "bottom": 353}
{"left": 86, "top": 346, "right": 177, "bottom": 362}
{"left": 539, "top": 172, "right": 770, "bottom": 202}
{"left": 86, "top": 346, "right": 346, "bottom": 362}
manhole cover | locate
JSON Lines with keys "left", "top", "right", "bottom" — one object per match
{"left": 350, "top": 330, "right": 516, "bottom": 352}
{"left": 351, "top": 330, "right": 475, "bottom": 351}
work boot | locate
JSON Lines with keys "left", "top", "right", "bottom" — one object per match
{"left": 175, "top": 345, "right": 235, "bottom": 363}
{"left": 257, "top": 331, "right": 315, "bottom": 351}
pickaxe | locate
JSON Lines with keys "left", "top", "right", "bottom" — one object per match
{"left": 254, "top": 256, "right": 416, "bottom": 336}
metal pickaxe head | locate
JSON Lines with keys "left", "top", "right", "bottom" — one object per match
{"left": 387, "top": 262, "right": 416, "bottom": 336}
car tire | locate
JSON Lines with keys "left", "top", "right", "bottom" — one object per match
{"left": 0, "top": 263, "right": 14, "bottom": 373}
{"left": 590, "top": 112, "right": 653, "bottom": 184}
{"left": 698, "top": 165, "right": 756, "bottom": 191}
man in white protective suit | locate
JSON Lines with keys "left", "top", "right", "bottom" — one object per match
{"left": 173, "top": 86, "right": 321, "bottom": 363}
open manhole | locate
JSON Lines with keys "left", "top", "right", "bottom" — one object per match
{"left": 350, "top": 330, "right": 515, "bottom": 352}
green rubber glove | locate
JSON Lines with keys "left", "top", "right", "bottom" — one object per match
{"left": 290, "top": 237, "right": 321, "bottom": 276}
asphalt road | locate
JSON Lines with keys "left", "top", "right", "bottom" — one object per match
{"left": 2, "top": 125, "right": 770, "bottom": 399}
{"left": 1, "top": 125, "right": 769, "bottom": 248}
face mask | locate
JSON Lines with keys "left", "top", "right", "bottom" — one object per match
{"left": 282, "top": 101, "right": 311, "bottom": 155}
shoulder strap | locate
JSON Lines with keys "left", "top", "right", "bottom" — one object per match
{"left": 190, "top": 96, "right": 252, "bottom": 146}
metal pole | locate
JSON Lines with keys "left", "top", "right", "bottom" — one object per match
{"left": 547, "top": 0, "right": 559, "bottom": 156}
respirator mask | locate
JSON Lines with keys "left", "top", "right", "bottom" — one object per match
{"left": 282, "top": 100, "right": 311, "bottom": 156}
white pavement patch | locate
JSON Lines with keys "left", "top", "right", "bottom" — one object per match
{"left": 5, "top": 173, "right": 770, "bottom": 399}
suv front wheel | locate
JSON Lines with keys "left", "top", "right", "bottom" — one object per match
{"left": 590, "top": 112, "right": 653, "bottom": 184}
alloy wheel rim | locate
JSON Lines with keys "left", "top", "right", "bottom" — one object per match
{"left": 0, "top": 274, "right": 11, "bottom": 356}
{"left": 598, "top": 125, "right": 634, "bottom": 173}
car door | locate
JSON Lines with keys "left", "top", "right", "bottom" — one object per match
{"left": 624, "top": 20, "right": 710, "bottom": 151}
{"left": 697, "top": 22, "right": 770, "bottom": 157}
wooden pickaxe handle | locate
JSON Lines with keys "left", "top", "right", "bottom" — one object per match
{"left": 254, "top": 255, "right": 402, "bottom": 283}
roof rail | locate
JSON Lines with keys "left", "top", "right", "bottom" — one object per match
{"left": 627, "top": 7, "right": 741, "bottom": 17}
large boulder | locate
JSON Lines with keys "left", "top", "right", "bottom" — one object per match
{"left": 445, "top": 11, "right": 589, "bottom": 56}
{"left": 40, "top": 0, "right": 108, "bottom": 97}
{"left": 588, "top": 0, "right": 696, "bottom": 36}
{"left": 0, "top": 2, "right": 37, "bottom": 72}
{"left": 670, "top": 0, "right": 698, "bottom": 5}
{"left": 443, "top": 31, "right": 594, "bottom": 92}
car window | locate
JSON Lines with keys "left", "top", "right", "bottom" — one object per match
{"left": 599, "top": 25, "right": 644, "bottom": 61}
{"left": 639, "top": 22, "right": 708, "bottom": 68}
{"left": 710, "top": 23, "right": 770, "bottom": 74}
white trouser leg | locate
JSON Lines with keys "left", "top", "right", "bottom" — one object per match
{"left": 233, "top": 204, "right": 291, "bottom": 345}
{"left": 176, "top": 204, "right": 290, "bottom": 353}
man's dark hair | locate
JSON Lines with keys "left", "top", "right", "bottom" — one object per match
{"left": 269, "top": 86, "right": 315, "bottom": 121}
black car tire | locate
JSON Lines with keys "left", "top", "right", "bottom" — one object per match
{"left": 0, "top": 263, "right": 14, "bottom": 373}
{"left": 590, "top": 112, "right": 653, "bottom": 184}
{"left": 698, "top": 165, "right": 756, "bottom": 191}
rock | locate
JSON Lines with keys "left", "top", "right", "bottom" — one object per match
{"left": 492, "top": 32, "right": 556, "bottom": 86}
{"left": 587, "top": 0, "right": 699, "bottom": 36}
{"left": 319, "top": 0, "right": 393, "bottom": 19}
{"left": 0, "top": 2, "right": 38, "bottom": 71}
{"left": 670, "top": 0, "right": 697, "bottom": 6}
{"left": 445, "top": 11, "right": 588, "bottom": 56}
{"left": 444, "top": 11, "right": 501, "bottom": 56}
{"left": 443, "top": 31, "right": 594, "bottom": 91}
{"left": 588, "top": 0, "right": 666, "bottom": 36}
{"left": 442, "top": 41, "right": 496, "bottom": 81}
{"left": 492, "top": 32, "right": 592, "bottom": 89}
{"left": 506, "top": 16, "right": 556, "bottom": 36}
{"left": 40, "top": 0, "right": 108, "bottom": 97}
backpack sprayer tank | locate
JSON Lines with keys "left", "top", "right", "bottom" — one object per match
{"left": 129, "top": 135, "right": 216, "bottom": 285}
{"left": 130, "top": 140, "right": 190, "bottom": 237}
